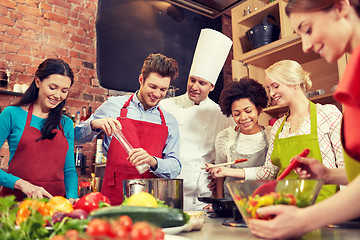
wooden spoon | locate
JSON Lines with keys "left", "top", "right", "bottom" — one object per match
{"left": 252, "top": 149, "right": 310, "bottom": 197}
{"left": 201, "top": 158, "right": 248, "bottom": 170}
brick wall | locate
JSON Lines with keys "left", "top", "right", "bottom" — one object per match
{"left": 0, "top": 1, "right": 233, "bottom": 178}
{"left": 222, "top": 14, "right": 233, "bottom": 86}
{"left": 0, "top": 0, "right": 105, "bottom": 176}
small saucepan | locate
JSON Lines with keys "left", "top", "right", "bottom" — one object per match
{"left": 198, "top": 197, "right": 237, "bottom": 217}
{"left": 123, "top": 178, "right": 183, "bottom": 209}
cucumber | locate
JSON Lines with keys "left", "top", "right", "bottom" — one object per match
{"left": 88, "top": 206, "right": 189, "bottom": 228}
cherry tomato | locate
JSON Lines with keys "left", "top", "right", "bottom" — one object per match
{"left": 155, "top": 228, "right": 165, "bottom": 240}
{"left": 86, "top": 219, "right": 114, "bottom": 237}
{"left": 64, "top": 229, "right": 79, "bottom": 238}
{"left": 131, "top": 222, "right": 153, "bottom": 240}
{"left": 111, "top": 221, "right": 129, "bottom": 239}
{"left": 50, "top": 235, "right": 66, "bottom": 240}
{"left": 119, "top": 215, "right": 133, "bottom": 232}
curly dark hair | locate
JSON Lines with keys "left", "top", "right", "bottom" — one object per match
{"left": 141, "top": 53, "right": 179, "bottom": 82}
{"left": 219, "top": 77, "right": 269, "bottom": 117}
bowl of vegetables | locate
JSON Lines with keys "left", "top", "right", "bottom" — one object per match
{"left": 226, "top": 179, "right": 324, "bottom": 225}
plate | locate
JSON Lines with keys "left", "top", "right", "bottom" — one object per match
{"left": 162, "top": 225, "right": 187, "bottom": 235}
{"left": 14, "top": 226, "right": 53, "bottom": 231}
{"left": 165, "top": 235, "right": 191, "bottom": 240}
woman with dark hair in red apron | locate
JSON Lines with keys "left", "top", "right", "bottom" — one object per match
{"left": 0, "top": 59, "right": 79, "bottom": 203}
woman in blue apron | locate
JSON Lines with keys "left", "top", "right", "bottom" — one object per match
{"left": 0, "top": 58, "right": 78, "bottom": 203}
{"left": 206, "top": 77, "right": 269, "bottom": 198}
{"left": 247, "top": 1, "right": 360, "bottom": 239}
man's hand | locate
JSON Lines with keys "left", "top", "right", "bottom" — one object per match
{"left": 128, "top": 148, "right": 157, "bottom": 169}
{"left": 14, "top": 179, "right": 53, "bottom": 199}
{"left": 90, "top": 118, "right": 122, "bottom": 136}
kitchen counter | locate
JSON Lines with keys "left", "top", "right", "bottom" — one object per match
{"left": 178, "top": 216, "right": 360, "bottom": 240}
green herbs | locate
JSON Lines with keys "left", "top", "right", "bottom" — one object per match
{"left": 0, "top": 196, "right": 87, "bottom": 240}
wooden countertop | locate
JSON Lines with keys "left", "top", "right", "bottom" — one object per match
{"left": 178, "top": 215, "right": 360, "bottom": 240}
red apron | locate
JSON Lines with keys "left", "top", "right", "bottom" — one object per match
{"left": 0, "top": 104, "right": 68, "bottom": 201}
{"left": 101, "top": 94, "right": 168, "bottom": 205}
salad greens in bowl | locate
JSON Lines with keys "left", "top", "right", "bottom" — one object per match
{"left": 226, "top": 179, "right": 324, "bottom": 224}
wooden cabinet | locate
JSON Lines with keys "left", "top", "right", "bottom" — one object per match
{"left": 231, "top": 0, "right": 346, "bottom": 125}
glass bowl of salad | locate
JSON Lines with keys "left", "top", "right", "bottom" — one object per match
{"left": 226, "top": 179, "right": 324, "bottom": 225}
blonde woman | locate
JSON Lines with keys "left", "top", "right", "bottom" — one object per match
{"left": 220, "top": 60, "right": 344, "bottom": 202}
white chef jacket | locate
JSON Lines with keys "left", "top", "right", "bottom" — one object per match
{"left": 160, "top": 93, "right": 234, "bottom": 210}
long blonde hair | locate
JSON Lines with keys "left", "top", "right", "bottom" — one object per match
{"left": 265, "top": 60, "right": 312, "bottom": 92}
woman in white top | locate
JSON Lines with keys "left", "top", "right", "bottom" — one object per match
{"left": 207, "top": 77, "right": 269, "bottom": 198}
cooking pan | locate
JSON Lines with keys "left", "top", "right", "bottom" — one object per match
{"left": 198, "top": 197, "right": 237, "bottom": 217}
{"left": 123, "top": 178, "right": 183, "bottom": 209}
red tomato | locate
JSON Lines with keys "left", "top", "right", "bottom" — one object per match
{"left": 64, "top": 229, "right": 79, "bottom": 238}
{"left": 155, "top": 228, "right": 165, "bottom": 240}
{"left": 111, "top": 221, "right": 129, "bottom": 239}
{"left": 119, "top": 215, "right": 133, "bottom": 232}
{"left": 50, "top": 236, "right": 66, "bottom": 240}
{"left": 86, "top": 219, "right": 114, "bottom": 237}
{"left": 131, "top": 222, "right": 153, "bottom": 240}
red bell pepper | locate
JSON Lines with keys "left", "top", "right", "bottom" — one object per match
{"left": 73, "top": 192, "right": 111, "bottom": 213}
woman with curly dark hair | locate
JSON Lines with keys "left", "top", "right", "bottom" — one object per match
{"left": 0, "top": 58, "right": 78, "bottom": 203}
{"left": 206, "top": 77, "right": 269, "bottom": 198}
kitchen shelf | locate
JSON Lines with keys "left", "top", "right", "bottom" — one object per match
{"left": 0, "top": 89, "right": 23, "bottom": 96}
{"left": 237, "top": 0, "right": 280, "bottom": 27}
{"left": 93, "top": 163, "right": 106, "bottom": 167}
{"left": 237, "top": 34, "right": 320, "bottom": 69}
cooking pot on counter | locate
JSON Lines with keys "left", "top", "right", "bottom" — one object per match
{"left": 198, "top": 197, "right": 238, "bottom": 218}
{"left": 123, "top": 178, "right": 183, "bottom": 209}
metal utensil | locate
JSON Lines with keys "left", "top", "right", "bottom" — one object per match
{"left": 123, "top": 178, "right": 184, "bottom": 209}
{"left": 201, "top": 158, "right": 248, "bottom": 170}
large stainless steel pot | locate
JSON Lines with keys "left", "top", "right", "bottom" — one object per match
{"left": 123, "top": 178, "right": 183, "bottom": 209}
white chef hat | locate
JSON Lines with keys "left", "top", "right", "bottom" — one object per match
{"left": 189, "top": 28, "right": 233, "bottom": 85}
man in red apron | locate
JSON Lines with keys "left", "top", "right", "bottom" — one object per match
{"left": 74, "top": 53, "right": 181, "bottom": 205}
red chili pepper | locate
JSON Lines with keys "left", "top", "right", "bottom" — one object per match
{"left": 73, "top": 192, "right": 111, "bottom": 213}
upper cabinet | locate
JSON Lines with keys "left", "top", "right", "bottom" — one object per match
{"left": 231, "top": 0, "right": 346, "bottom": 122}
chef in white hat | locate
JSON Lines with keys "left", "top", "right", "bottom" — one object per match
{"left": 160, "top": 28, "right": 234, "bottom": 210}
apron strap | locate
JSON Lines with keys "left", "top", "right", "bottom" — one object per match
{"left": 275, "top": 100, "right": 317, "bottom": 138}
{"left": 26, "top": 104, "right": 34, "bottom": 127}
{"left": 120, "top": 95, "right": 134, "bottom": 119}
{"left": 157, "top": 107, "right": 166, "bottom": 126}
{"left": 309, "top": 101, "right": 318, "bottom": 135}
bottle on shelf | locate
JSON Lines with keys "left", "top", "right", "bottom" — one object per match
{"left": 95, "top": 138, "right": 104, "bottom": 163}
{"left": 80, "top": 107, "right": 87, "bottom": 122}
{"left": 90, "top": 173, "right": 97, "bottom": 192}
{"left": 75, "top": 111, "right": 81, "bottom": 126}
{"left": 75, "top": 145, "right": 83, "bottom": 167}
{"left": 86, "top": 105, "right": 92, "bottom": 119}
{"left": 71, "top": 114, "right": 76, "bottom": 127}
